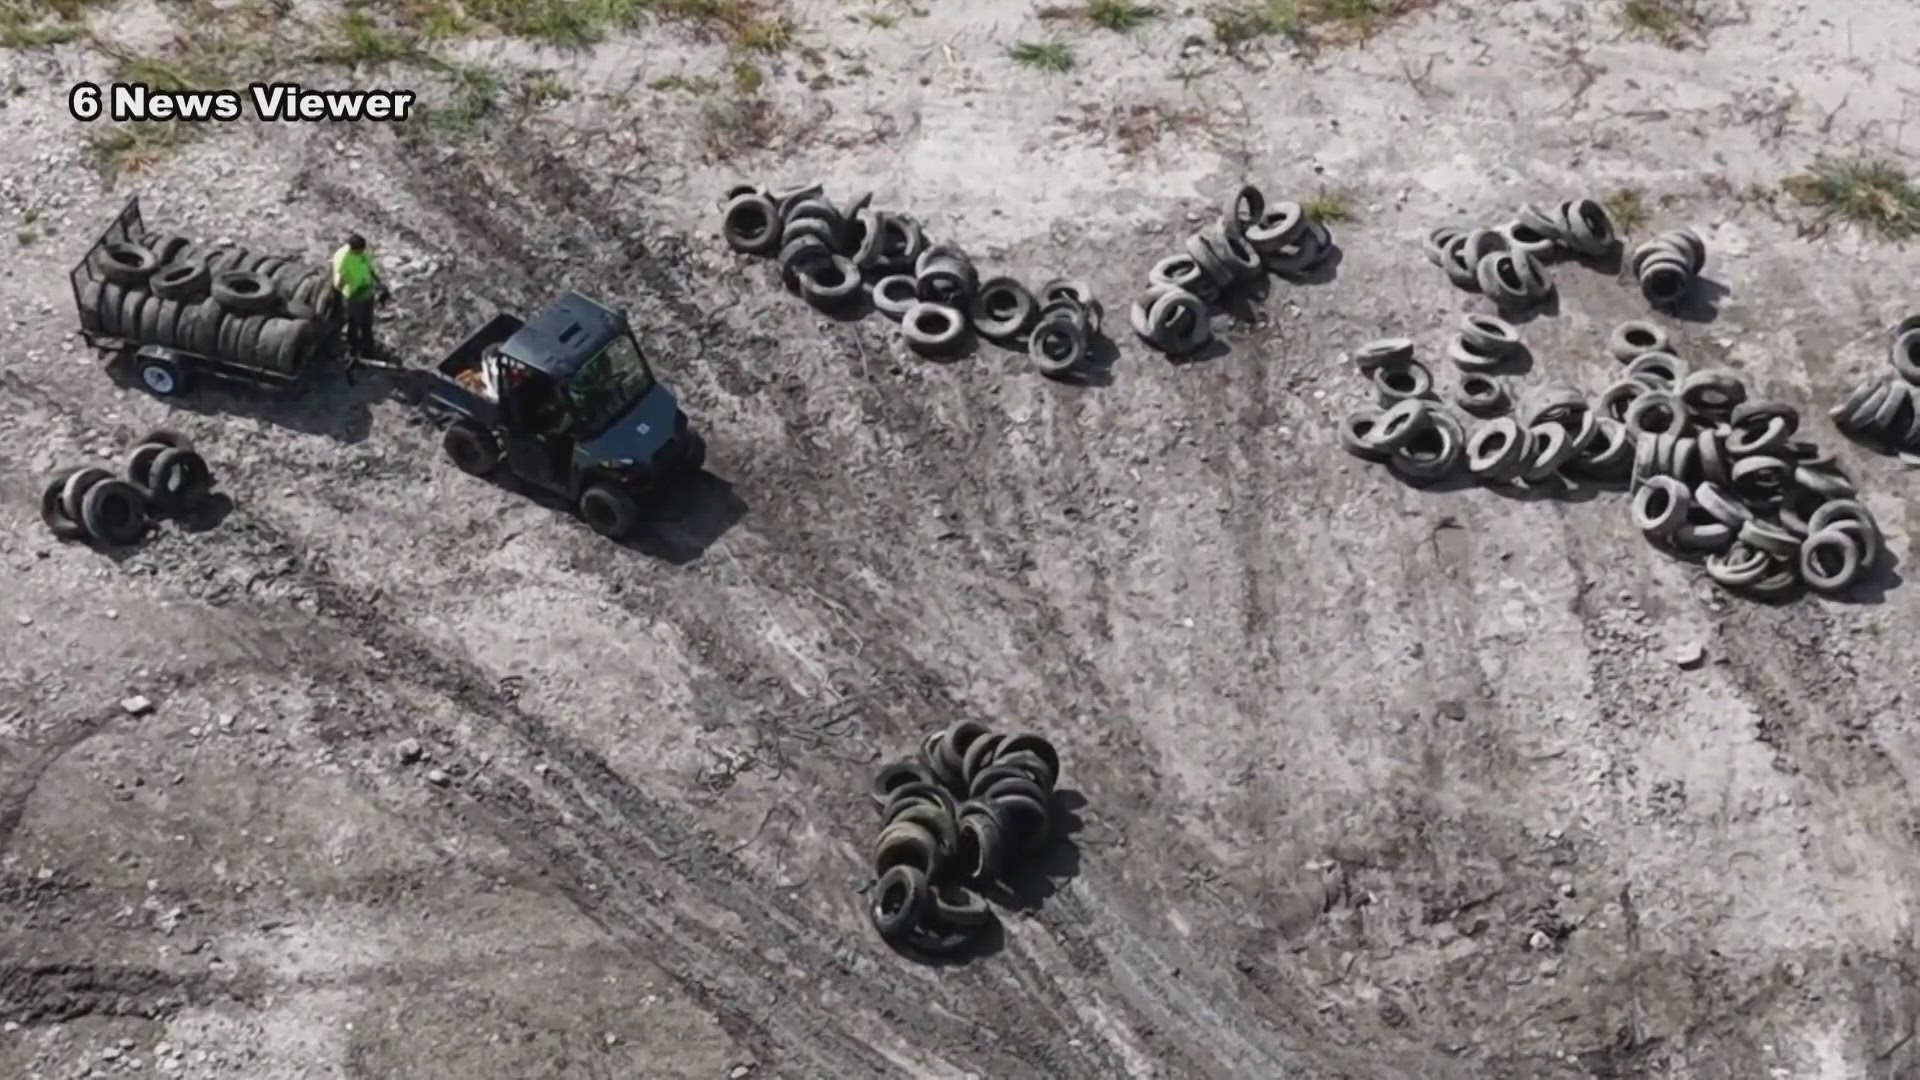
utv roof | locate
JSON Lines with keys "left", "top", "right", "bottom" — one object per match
{"left": 499, "top": 291, "right": 626, "bottom": 380}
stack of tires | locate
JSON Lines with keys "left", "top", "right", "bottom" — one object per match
{"left": 76, "top": 229, "right": 339, "bottom": 388}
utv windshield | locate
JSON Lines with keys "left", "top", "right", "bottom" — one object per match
{"left": 562, "top": 332, "right": 656, "bottom": 438}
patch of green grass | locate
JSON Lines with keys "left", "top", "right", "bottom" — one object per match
{"left": 86, "top": 122, "right": 196, "bottom": 180}
{"left": 516, "top": 70, "right": 572, "bottom": 106}
{"left": 651, "top": 72, "right": 719, "bottom": 93}
{"left": 450, "top": 0, "right": 648, "bottom": 47}
{"left": 0, "top": 19, "right": 86, "bottom": 47}
{"left": 1782, "top": 158, "right": 1920, "bottom": 240}
{"left": 1602, "top": 188, "right": 1647, "bottom": 233}
{"left": 856, "top": 10, "right": 898, "bottom": 28}
{"left": 1208, "top": 0, "right": 1412, "bottom": 47}
{"left": 1009, "top": 40, "right": 1075, "bottom": 73}
{"left": 309, "top": 11, "right": 424, "bottom": 64}
{"left": 730, "top": 60, "right": 762, "bottom": 93}
{"left": 1087, "top": 0, "right": 1157, "bottom": 31}
{"left": 418, "top": 59, "right": 504, "bottom": 132}
{"left": 1617, "top": 0, "right": 1709, "bottom": 47}
{"left": 1302, "top": 188, "right": 1353, "bottom": 223}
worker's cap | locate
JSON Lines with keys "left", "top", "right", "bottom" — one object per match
{"left": 346, "top": 233, "right": 367, "bottom": 250}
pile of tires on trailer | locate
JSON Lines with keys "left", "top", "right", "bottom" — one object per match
{"left": 77, "top": 229, "right": 340, "bottom": 379}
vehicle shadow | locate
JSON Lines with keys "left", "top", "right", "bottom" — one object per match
{"left": 108, "top": 350, "right": 379, "bottom": 445}
{"left": 479, "top": 467, "right": 746, "bottom": 566}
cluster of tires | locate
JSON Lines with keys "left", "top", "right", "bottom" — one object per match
{"left": 77, "top": 230, "right": 338, "bottom": 389}
{"left": 719, "top": 181, "right": 1102, "bottom": 378}
{"left": 1341, "top": 319, "right": 1882, "bottom": 598}
{"left": 40, "top": 430, "right": 217, "bottom": 545}
{"left": 1831, "top": 315, "right": 1920, "bottom": 453}
{"left": 1130, "top": 184, "right": 1339, "bottom": 357}
{"left": 1423, "top": 197, "right": 1624, "bottom": 310}
{"left": 1629, "top": 228, "right": 1710, "bottom": 309}
{"left": 865, "top": 722, "right": 1062, "bottom": 958}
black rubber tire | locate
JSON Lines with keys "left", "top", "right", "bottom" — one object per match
{"left": 139, "top": 428, "right": 196, "bottom": 452}
{"left": 442, "top": 422, "right": 500, "bottom": 476}
{"left": 40, "top": 468, "right": 90, "bottom": 541}
{"left": 96, "top": 282, "right": 125, "bottom": 335}
{"left": 918, "top": 730, "right": 967, "bottom": 795}
{"left": 80, "top": 479, "right": 148, "bottom": 544}
{"left": 927, "top": 886, "right": 995, "bottom": 929}
{"left": 988, "top": 791, "right": 1052, "bottom": 852}
{"left": 124, "top": 442, "right": 168, "bottom": 489}
{"left": 203, "top": 247, "right": 248, "bottom": 275}
{"left": 279, "top": 320, "right": 316, "bottom": 372}
{"left": 872, "top": 821, "right": 943, "bottom": 878}
{"left": 135, "top": 353, "right": 189, "bottom": 397}
{"left": 252, "top": 256, "right": 290, "bottom": 285}
{"left": 211, "top": 269, "right": 277, "bottom": 314}
{"left": 118, "top": 287, "right": 147, "bottom": 340}
{"left": 91, "top": 242, "right": 159, "bottom": 287}
{"left": 877, "top": 780, "right": 958, "bottom": 823}
{"left": 994, "top": 733, "right": 1060, "bottom": 788}
{"left": 960, "top": 732, "right": 1007, "bottom": 788}
{"left": 952, "top": 810, "right": 1004, "bottom": 885}
{"left": 256, "top": 318, "right": 301, "bottom": 374}
{"left": 867, "top": 865, "right": 929, "bottom": 946}
{"left": 149, "top": 260, "right": 211, "bottom": 301}
{"left": 61, "top": 466, "right": 112, "bottom": 524}
{"left": 148, "top": 233, "right": 191, "bottom": 265}
{"left": 139, "top": 293, "right": 166, "bottom": 342}
{"left": 285, "top": 271, "right": 324, "bottom": 318}
{"left": 146, "top": 447, "right": 213, "bottom": 514}
{"left": 969, "top": 763, "right": 1047, "bottom": 802}
{"left": 579, "top": 483, "right": 640, "bottom": 540}
{"left": 151, "top": 299, "right": 189, "bottom": 349}
{"left": 185, "top": 301, "right": 224, "bottom": 357}
{"left": 78, "top": 280, "right": 105, "bottom": 333}
{"left": 218, "top": 313, "right": 246, "bottom": 362}
{"left": 236, "top": 315, "right": 270, "bottom": 368}
{"left": 869, "top": 761, "right": 935, "bottom": 810}
{"left": 884, "top": 801, "right": 959, "bottom": 856}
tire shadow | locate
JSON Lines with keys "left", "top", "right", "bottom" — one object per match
{"left": 107, "top": 345, "right": 377, "bottom": 445}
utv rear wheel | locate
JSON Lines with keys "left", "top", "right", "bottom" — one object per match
{"left": 579, "top": 483, "right": 640, "bottom": 540}
{"left": 442, "top": 422, "right": 499, "bottom": 476}
{"left": 679, "top": 432, "right": 707, "bottom": 474}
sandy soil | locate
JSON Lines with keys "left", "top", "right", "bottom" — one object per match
{"left": 5, "top": 0, "right": 1920, "bottom": 1076}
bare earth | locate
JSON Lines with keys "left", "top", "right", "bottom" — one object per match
{"left": 4, "top": 0, "right": 1920, "bottom": 1077}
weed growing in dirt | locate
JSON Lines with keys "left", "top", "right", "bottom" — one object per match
{"left": 1209, "top": 0, "right": 1416, "bottom": 47}
{"left": 86, "top": 122, "right": 195, "bottom": 180}
{"left": 1617, "top": 0, "right": 1711, "bottom": 47}
{"left": 1303, "top": 188, "right": 1354, "bottom": 222}
{"left": 0, "top": 0, "right": 101, "bottom": 48}
{"left": 419, "top": 60, "right": 504, "bottom": 132}
{"left": 651, "top": 73, "right": 720, "bottom": 94}
{"left": 515, "top": 71, "right": 572, "bottom": 107}
{"left": 1782, "top": 158, "right": 1920, "bottom": 240}
{"left": 1603, "top": 188, "right": 1648, "bottom": 234}
{"left": 699, "top": 95, "right": 779, "bottom": 159}
{"left": 1087, "top": 0, "right": 1158, "bottom": 31}
{"left": 309, "top": 11, "right": 424, "bottom": 64}
{"left": 1010, "top": 40, "right": 1076, "bottom": 73}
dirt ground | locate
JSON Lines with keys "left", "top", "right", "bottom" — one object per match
{"left": 5, "top": 0, "right": 1920, "bottom": 1076}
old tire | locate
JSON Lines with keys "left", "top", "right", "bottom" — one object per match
{"left": 149, "top": 260, "right": 211, "bottom": 301}
{"left": 60, "top": 466, "right": 113, "bottom": 525}
{"left": 901, "top": 302, "right": 966, "bottom": 356}
{"left": 867, "top": 865, "right": 930, "bottom": 946}
{"left": 40, "top": 468, "right": 90, "bottom": 541}
{"left": 92, "top": 242, "right": 159, "bottom": 287}
{"left": 211, "top": 270, "right": 277, "bottom": 315}
{"left": 135, "top": 353, "right": 188, "bottom": 397}
{"left": 969, "top": 277, "right": 1037, "bottom": 341}
{"left": 145, "top": 447, "right": 213, "bottom": 514}
{"left": 80, "top": 479, "right": 148, "bottom": 545}
{"left": 579, "top": 483, "right": 640, "bottom": 540}
{"left": 442, "top": 422, "right": 500, "bottom": 476}
{"left": 678, "top": 432, "right": 707, "bottom": 474}
{"left": 123, "top": 442, "right": 168, "bottom": 489}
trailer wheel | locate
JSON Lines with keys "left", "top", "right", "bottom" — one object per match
{"left": 60, "top": 466, "right": 113, "bottom": 525}
{"left": 579, "top": 483, "right": 640, "bottom": 540}
{"left": 91, "top": 241, "right": 159, "bottom": 287}
{"left": 442, "top": 422, "right": 500, "bottom": 476}
{"left": 80, "top": 479, "right": 148, "bottom": 545}
{"left": 40, "top": 468, "right": 90, "bottom": 541}
{"left": 135, "top": 353, "right": 189, "bottom": 397}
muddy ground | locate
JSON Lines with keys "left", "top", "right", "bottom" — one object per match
{"left": 4, "top": 0, "right": 1920, "bottom": 1076}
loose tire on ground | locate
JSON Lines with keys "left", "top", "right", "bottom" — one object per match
{"left": 146, "top": 447, "right": 214, "bottom": 514}
{"left": 211, "top": 269, "right": 277, "bottom": 315}
{"left": 442, "top": 422, "right": 501, "bottom": 476}
{"left": 578, "top": 483, "right": 640, "bottom": 540}
{"left": 135, "top": 353, "right": 189, "bottom": 397}
{"left": 60, "top": 466, "right": 113, "bottom": 525}
{"left": 40, "top": 468, "right": 90, "bottom": 541}
{"left": 91, "top": 242, "right": 160, "bottom": 287}
{"left": 80, "top": 479, "right": 148, "bottom": 544}
{"left": 124, "top": 442, "right": 169, "bottom": 489}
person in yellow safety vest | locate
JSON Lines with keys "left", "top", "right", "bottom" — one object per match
{"left": 331, "top": 233, "right": 391, "bottom": 360}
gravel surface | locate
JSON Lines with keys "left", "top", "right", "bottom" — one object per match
{"left": 5, "top": 1, "right": 1920, "bottom": 1077}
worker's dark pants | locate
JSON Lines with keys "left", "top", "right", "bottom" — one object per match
{"left": 344, "top": 292, "right": 377, "bottom": 357}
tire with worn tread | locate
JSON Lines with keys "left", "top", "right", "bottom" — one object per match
{"left": 579, "top": 482, "right": 640, "bottom": 540}
{"left": 92, "top": 242, "right": 159, "bottom": 287}
{"left": 442, "top": 422, "right": 500, "bottom": 476}
{"left": 40, "top": 468, "right": 90, "bottom": 541}
{"left": 150, "top": 260, "right": 211, "bottom": 301}
{"left": 211, "top": 269, "right": 277, "bottom": 314}
{"left": 80, "top": 479, "right": 147, "bottom": 544}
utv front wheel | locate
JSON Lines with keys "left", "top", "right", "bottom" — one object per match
{"left": 579, "top": 483, "right": 640, "bottom": 540}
